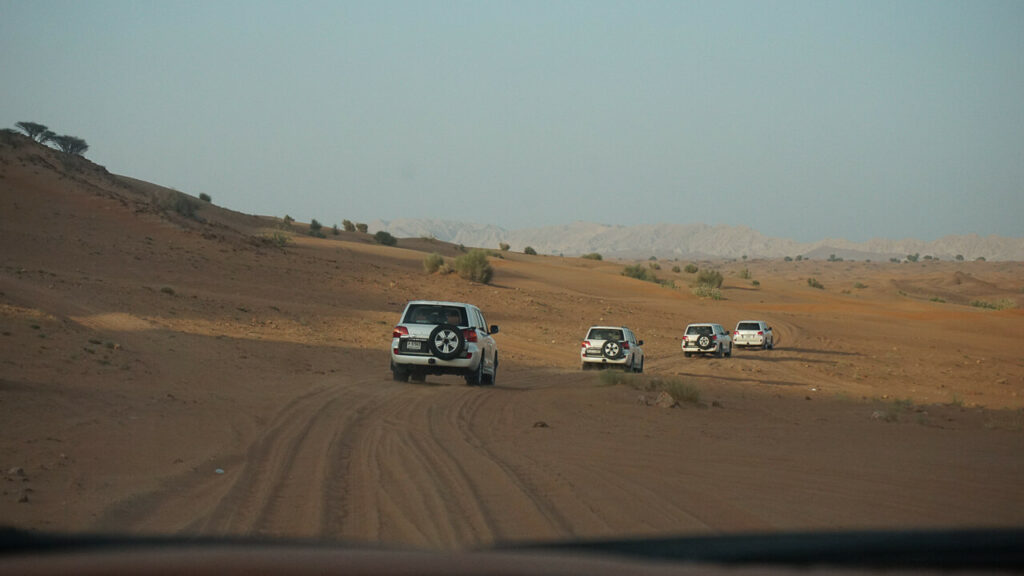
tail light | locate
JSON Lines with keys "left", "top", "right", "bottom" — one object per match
{"left": 734, "top": 331, "right": 739, "bottom": 336}
{"left": 711, "top": 335, "right": 718, "bottom": 341}
{"left": 622, "top": 342, "right": 630, "bottom": 350}
{"left": 392, "top": 326, "right": 409, "bottom": 338}
{"left": 463, "top": 329, "right": 478, "bottom": 342}
{"left": 582, "top": 340, "right": 590, "bottom": 348}
{"left": 757, "top": 331, "right": 764, "bottom": 336}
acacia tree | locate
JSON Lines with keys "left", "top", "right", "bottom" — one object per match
{"left": 15, "top": 121, "right": 51, "bottom": 142}
{"left": 51, "top": 135, "right": 89, "bottom": 156}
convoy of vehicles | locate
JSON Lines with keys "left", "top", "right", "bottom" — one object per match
{"left": 390, "top": 301, "right": 773, "bottom": 384}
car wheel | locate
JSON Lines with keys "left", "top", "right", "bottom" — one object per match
{"left": 636, "top": 358, "right": 644, "bottom": 373}
{"left": 768, "top": 339, "right": 774, "bottom": 350}
{"left": 697, "top": 335, "right": 713, "bottom": 351}
{"left": 428, "top": 324, "right": 465, "bottom": 361}
{"left": 465, "top": 360, "right": 483, "bottom": 386}
{"left": 715, "top": 345, "right": 724, "bottom": 358}
{"left": 481, "top": 355, "right": 497, "bottom": 386}
{"left": 726, "top": 344, "right": 732, "bottom": 357}
{"left": 391, "top": 362, "right": 410, "bottom": 382}
{"left": 602, "top": 340, "right": 622, "bottom": 359}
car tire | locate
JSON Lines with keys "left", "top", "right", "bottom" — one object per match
{"left": 726, "top": 344, "right": 732, "bottom": 357}
{"left": 697, "top": 335, "right": 713, "bottom": 350}
{"left": 465, "top": 360, "right": 483, "bottom": 386}
{"left": 428, "top": 324, "right": 465, "bottom": 361}
{"left": 768, "top": 339, "right": 774, "bottom": 350}
{"left": 715, "top": 345, "right": 724, "bottom": 358}
{"left": 481, "top": 355, "right": 497, "bottom": 386}
{"left": 602, "top": 340, "right": 622, "bottom": 359}
{"left": 391, "top": 362, "right": 410, "bottom": 382}
{"left": 636, "top": 358, "right": 644, "bottom": 373}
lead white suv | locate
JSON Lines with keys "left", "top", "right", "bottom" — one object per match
{"left": 733, "top": 320, "right": 774, "bottom": 349}
{"left": 681, "top": 323, "right": 732, "bottom": 358}
{"left": 580, "top": 326, "right": 644, "bottom": 372}
{"left": 390, "top": 300, "right": 499, "bottom": 385}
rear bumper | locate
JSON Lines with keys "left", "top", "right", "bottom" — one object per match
{"left": 581, "top": 354, "right": 630, "bottom": 366}
{"left": 682, "top": 344, "right": 722, "bottom": 354}
{"left": 734, "top": 336, "right": 766, "bottom": 346}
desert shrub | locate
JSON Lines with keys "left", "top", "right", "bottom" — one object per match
{"left": 906, "top": 253, "right": 919, "bottom": 262}
{"left": 784, "top": 256, "right": 793, "bottom": 262}
{"left": 160, "top": 286, "right": 175, "bottom": 295}
{"left": 929, "top": 296, "right": 946, "bottom": 303}
{"left": 739, "top": 267, "right": 751, "bottom": 279}
{"left": 260, "top": 231, "right": 290, "bottom": 248}
{"left": 649, "top": 262, "right": 661, "bottom": 270}
{"left": 659, "top": 378, "right": 701, "bottom": 405}
{"left": 648, "top": 256, "right": 657, "bottom": 261}
{"left": 971, "top": 299, "right": 1015, "bottom": 310}
{"left": 623, "top": 264, "right": 659, "bottom": 283}
{"left": 752, "top": 280, "right": 760, "bottom": 287}
{"left": 199, "top": 192, "right": 212, "bottom": 203}
{"left": 599, "top": 370, "right": 630, "bottom": 387}
{"left": 795, "top": 255, "right": 803, "bottom": 261}
{"left": 283, "top": 214, "right": 294, "bottom": 225}
{"left": 807, "top": 277, "right": 825, "bottom": 289}
{"left": 692, "top": 284, "right": 723, "bottom": 300}
{"left": 342, "top": 219, "right": 355, "bottom": 232}
{"left": 523, "top": 246, "right": 537, "bottom": 255}
{"left": 454, "top": 249, "right": 494, "bottom": 284}
{"left": 457, "top": 244, "right": 466, "bottom": 252}
{"left": 581, "top": 252, "right": 603, "bottom": 261}
{"left": 672, "top": 265, "right": 681, "bottom": 273}
{"left": 854, "top": 282, "right": 868, "bottom": 289}
{"left": 309, "top": 219, "right": 326, "bottom": 238}
{"left": 356, "top": 222, "right": 368, "bottom": 233}
{"left": 499, "top": 242, "right": 510, "bottom": 251}
{"left": 828, "top": 254, "right": 843, "bottom": 262}
{"left": 423, "top": 252, "right": 445, "bottom": 273}
{"left": 956, "top": 254, "right": 964, "bottom": 261}
{"left": 331, "top": 224, "right": 340, "bottom": 235}
{"left": 695, "top": 269, "right": 723, "bottom": 288}
{"left": 156, "top": 192, "right": 200, "bottom": 219}
{"left": 889, "top": 257, "right": 900, "bottom": 263}
{"left": 374, "top": 230, "right": 397, "bottom": 246}
{"left": 975, "top": 256, "right": 986, "bottom": 262}
{"left": 684, "top": 264, "right": 698, "bottom": 274}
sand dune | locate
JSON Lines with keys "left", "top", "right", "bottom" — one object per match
{"left": 2, "top": 132, "right": 1023, "bottom": 549}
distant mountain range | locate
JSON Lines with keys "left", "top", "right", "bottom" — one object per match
{"left": 371, "top": 219, "right": 1024, "bottom": 261}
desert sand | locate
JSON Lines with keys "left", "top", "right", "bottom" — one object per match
{"left": 2, "top": 133, "right": 1023, "bottom": 550}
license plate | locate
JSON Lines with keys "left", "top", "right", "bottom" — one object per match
{"left": 406, "top": 340, "right": 422, "bottom": 351}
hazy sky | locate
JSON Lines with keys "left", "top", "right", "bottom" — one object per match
{"left": 2, "top": 1, "right": 1022, "bottom": 242}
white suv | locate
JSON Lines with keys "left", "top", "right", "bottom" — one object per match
{"left": 580, "top": 326, "right": 644, "bottom": 372}
{"left": 681, "top": 323, "right": 732, "bottom": 358}
{"left": 390, "top": 300, "right": 499, "bottom": 385}
{"left": 733, "top": 320, "right": 774, "bottom": 349}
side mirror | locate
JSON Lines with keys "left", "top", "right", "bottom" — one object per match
{"left": 637, "top": 340, "right": 644, "bottom": 346}
{"left": 489, "top": 325, "right": 500, "bottom": 335}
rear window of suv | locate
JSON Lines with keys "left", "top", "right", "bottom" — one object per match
{"left": 737, "top": 322, "right": 761, "bottom": 331}
{"left": 686, "top": 325, "right": 713, "bottom": 336}
{"left": 587, "top": 328, "right": 624, "bottom": 341}
{"left": 403, "top": 305, "right": 468, "bottom": 326}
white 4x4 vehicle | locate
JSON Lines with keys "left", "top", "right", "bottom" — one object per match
{"left": 733, "top": 320, "right": 774, "bottom": 349}
{"left": 681, "top": 323, "right": 732, "bottom": 358}
{"left": 580, "top": 326, "right": 644, "bottom": 372}
{"left": 390, "top": 300, "right": 499, "bottom": 385}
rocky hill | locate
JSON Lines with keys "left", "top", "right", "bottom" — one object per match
{"left": 373, "top": 218, "right": 1024, "bottom": 261}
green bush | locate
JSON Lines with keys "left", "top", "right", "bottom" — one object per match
{"left": 784, "top": 256, "right": 793, "bottom": 262}
{"left": 807, "top": 277, "right": 825, "bottom": 289}
{"left": 582, "top": 253, "right": 603, "bottom": 261}
{"left": 455, "top": 249, "right": 494, "bottom": 284}
{"left": 623, "top": 264, "right": 659, "bottom": 283}
{"left": 672, "top": 265, "right": 681, "bottom": 273}
{"left": 499, "top": 242, "right": 510, "bottom": 251}
{"left": 374, "top": 230, "right": 397, "bottom": 246}
{"left": 356, "top": 222, "right": 368, "bottom": 233}
{"left": 971, "top": 299, "right": 1015, "bottom": 310}
{"left": 423, "top": 252, "right": 445, "bottom": 273}
{"left": 695, "top": 269, "right": 723, "bottom": 288}
{"left": 331, "top": 224, "right": 340, "bottom": 235}
{"left": 199, "top": 192, "right": 212, "bottom": 203}
{"left": 649, "top": 262, "right": 661, "bottom": 270}
{"left": 684, "top": 264, "right": 698, "bottom": 274}
{"left": 523, "top": 246, "right": 537, "bottom": 255}
{"left": 342, "top": 219, "right": 355, "bottom": 232}
{"left": 752, "top": 280, "right": 760, "bottom": 287}
{"left": 692, "top": 284, "right": 723, "bottom": 300}
{"left": 309, "top": 219, "right": 325, "bottom": 238}
{"left": 283, "top": 214, "right": 294, "bottom": 225}
{"left": 739, "top": 267, "right": 751, "bottom": 279}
